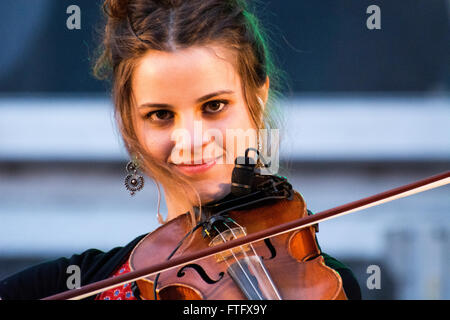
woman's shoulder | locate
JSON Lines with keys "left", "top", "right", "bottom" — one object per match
{"left": 0, "top": 233, "right": 148, "bottom": 300}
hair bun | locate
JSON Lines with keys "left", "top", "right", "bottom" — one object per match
{"left": 103, "top": 0, "right": 186, "bottom": 20}
{"left": 147, "top": 0, "right": 183, "bottom": 8}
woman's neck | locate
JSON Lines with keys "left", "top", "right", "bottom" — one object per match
{"left": 164, "top": 189, "right": 193, "bottom": 222}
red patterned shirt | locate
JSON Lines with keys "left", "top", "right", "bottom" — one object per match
{"left": 95, "top": 259, "right": 137, "bottom": 300}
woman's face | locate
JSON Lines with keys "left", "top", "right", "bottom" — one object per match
{"left": 132, "top": 45, "right": 267, "bottom": 205}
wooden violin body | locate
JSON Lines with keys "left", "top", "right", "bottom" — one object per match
{"left": 129, "top": 191, "right": 347, "bottom": 300}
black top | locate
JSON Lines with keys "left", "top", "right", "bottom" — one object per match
{"left": 0, "top": 234, "right": 144, "bottom": 301}
{"left": 0, "top": 231, "right": 361, "bottom": 300}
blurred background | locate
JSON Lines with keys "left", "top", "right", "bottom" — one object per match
{"left": 0, "top": 0, "right": 449, "bottom": 299}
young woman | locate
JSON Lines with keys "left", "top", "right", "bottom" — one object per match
{"left": 0, "top": 0, "right": 361, "bottom": 300}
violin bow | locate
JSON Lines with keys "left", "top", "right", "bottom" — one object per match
{"left": 42, "top": 170, "right": 449, "bottom": 300}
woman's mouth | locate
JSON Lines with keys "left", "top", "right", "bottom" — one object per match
{"left": 171, "top": 156, "right": 222, "bottom": 175}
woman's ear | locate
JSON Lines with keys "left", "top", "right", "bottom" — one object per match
{"left": 257, "top": 76, "right": 270, "bottom": 126}
{"left": 259, "top": 76, "right": 270, "bottom": 106}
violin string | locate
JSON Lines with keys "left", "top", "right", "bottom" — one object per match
{"left": 213, "top": 237, "right": 254, "bottom": 300}
{"left": 222, "top": 222, "right": 266, "bottom": 300}
{"left": 224, "top": 220, "right": 281, "bottom": 300}
{"left": 226, "top": 219, "right": 282, "bottom": 300}
{"left": 214, "top": 227, "right": 263, "bottom": 300}
{"left": 217, "top": 223, "right": 266, "bottom": 300}
{"left": 213, "top": 225, "right": 263, "bottom": 300}
{"left": 212, "top": 226, "right": 255, "bottom": 299}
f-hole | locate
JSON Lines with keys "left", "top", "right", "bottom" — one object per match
{"left": 261, "top": 238, "right": 276, "bottom": 260}
{"left": 177, "top": 264, "right": 225, "bottom": 284}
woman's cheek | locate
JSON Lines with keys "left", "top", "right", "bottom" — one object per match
{"left": 143, "top": 133, "right": 172, "bottom": 162}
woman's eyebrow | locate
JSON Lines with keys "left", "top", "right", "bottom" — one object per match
{"left": 138, "top": 90, "right": 234, "bottom": 109}
{"left": 195, "top": 90, "right": 234, "bottom": 103}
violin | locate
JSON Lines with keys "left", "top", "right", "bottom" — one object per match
{"left": 131, "top": 150, "right": 346, "bottom": 300}
{"left": 129, "top": 186, "right": 346, "bottom": 300}
{"left": 41, "top": 162, "right": 449, "bottom": 300}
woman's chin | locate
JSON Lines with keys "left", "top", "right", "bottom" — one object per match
{"left": 195, "top": 182, "right": 231, "bottom": 205}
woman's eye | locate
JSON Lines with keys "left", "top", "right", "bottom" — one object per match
{"left": 203, "top": 100, "right": 229, "bottom": 114}
{"left": 145, "top": 110, "right": 174, "bottom": 122}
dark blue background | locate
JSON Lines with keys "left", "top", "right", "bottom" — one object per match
{"left": 0, "top": 0, "right": 448, "bottom": 93}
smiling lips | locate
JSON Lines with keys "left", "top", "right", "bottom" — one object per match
{"left": 171, "top": 156, "right": 222, "bottom": 174}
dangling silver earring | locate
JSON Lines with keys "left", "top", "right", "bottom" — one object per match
{"left": 124, "top": 156, "right": 144, "bottom": 196}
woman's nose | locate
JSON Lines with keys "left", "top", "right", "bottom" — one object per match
{"left": 171, "top": 115, "right": 214, "bottom": 164}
